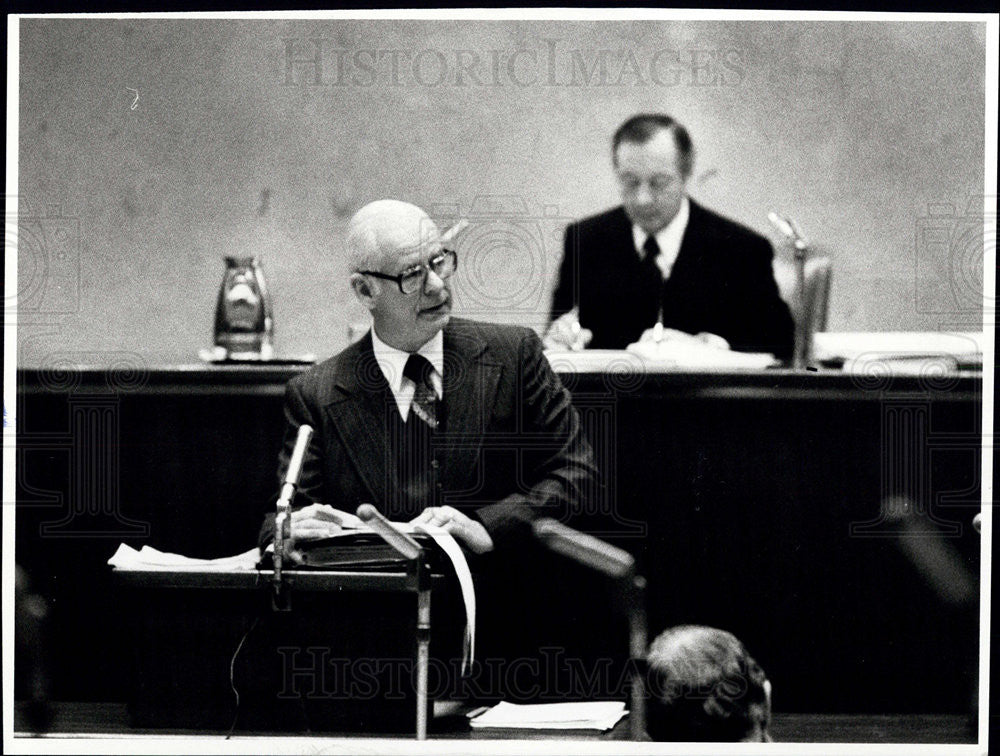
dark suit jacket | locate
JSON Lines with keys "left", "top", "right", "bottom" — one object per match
{"left": 550, "top": 201, "right": 794, "bottom": 358}
{"left": 259, "top": 317, "right": 597, "bottom": 551}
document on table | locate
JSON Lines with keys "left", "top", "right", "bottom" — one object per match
{"left": 545, "top": 345, "right": 777, "bottom": 372}
{"left": 468, "top": 701, "right": 627, "bottom": 731}
{"left": 107, "top": 543, "right": 260, "bottom": 571}
{"left": 813, "top": 331, "right": 984, "bottom": 371}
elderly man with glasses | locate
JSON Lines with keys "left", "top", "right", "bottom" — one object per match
{"left": 259, "top": 198, "right": 597, "bottom": 559}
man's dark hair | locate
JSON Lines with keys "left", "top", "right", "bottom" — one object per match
{"left": 611, "top": 113, "right": 694, "bottom": 177}
{"left": 645, "top": 625, "right": 770, "bottom": 742}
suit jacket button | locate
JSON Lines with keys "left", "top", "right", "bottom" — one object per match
{"left": 431, "top": 459, "right": 439, "bottom": 468}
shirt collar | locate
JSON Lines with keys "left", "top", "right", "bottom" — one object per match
{"left": 631, "top": 195, "right": 691, "bottom": 273}
{"left": 371, "top": 326, "right": 444, "bottom": 397}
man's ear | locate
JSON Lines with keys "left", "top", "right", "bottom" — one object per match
{"left": 350, "top": 273, "right": 378, "bottom": 310}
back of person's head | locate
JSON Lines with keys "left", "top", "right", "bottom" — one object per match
{"left": 645, "top": 625, "right": 771, "bottom": 742}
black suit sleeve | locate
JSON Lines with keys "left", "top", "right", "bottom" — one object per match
{"left": 549, "top": 223, "right": 578, "bottom": 323}
{"left": 473, "top": 330, "right": 598, "bottom": 546}
{"left": 732, "top": 237, "right": 794, "bottom": 359}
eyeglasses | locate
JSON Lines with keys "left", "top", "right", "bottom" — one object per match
{"left": 361, "top": 249, "right": 458, "bottom": 295}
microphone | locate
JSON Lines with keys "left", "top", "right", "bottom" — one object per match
{"left": 532, "top": 518, "right": 635, "bottom": 579}
{"left": 767, "top": 211, "right": 808, "bottom": 252}
{"left": 769, "top": 211, "right": 814, "bottom": 369}
{"left": 356, "top": 503, "right": 422, "bottom": 560}
{"left": 278, "top": 424, "right": 313, "bottom": 511}
{"left": 273, "top": 424, "right": 313, "bottom": 582}
{"left": 531, "top": 518, "right": 647, "bottom": 741}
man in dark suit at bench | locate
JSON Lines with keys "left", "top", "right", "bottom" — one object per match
{"left": 546, "top": 113, "right": 794, "bottom": 359}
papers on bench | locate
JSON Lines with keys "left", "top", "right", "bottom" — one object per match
{"left": 546, "top": 332, "right": 985, "bottom": 373}
{"left": 813, "top": 331, "right": 983, "bottom": 373}
{"left": 545, "top": 346, "right": 777, "bottom": 372}
{"left": 468, "top": 701, "right": 627, "bottom": 731}
{"left": 626, "top": 341, "right": 778, "bottom": 369}
{"left": 108, "top": 543, "right": 260, "bottom": 571}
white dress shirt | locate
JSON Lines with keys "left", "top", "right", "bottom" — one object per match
{"left": 631, "top": 195, "right": 691, "bottom": 280}
{"left": 371, "top": 327, "right": 444, "bottom": 421}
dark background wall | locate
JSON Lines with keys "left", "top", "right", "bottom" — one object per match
{"left": 16, "top": 18, "right": 987, "bottom": 367}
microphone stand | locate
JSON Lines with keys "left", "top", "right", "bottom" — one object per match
{"left": 272, "top": 424, "right": 313, "bottom": 611}
{"left": 356, "top": 504, "right": 431, "bottom": 741}
{"left": 768, "top": 212, "right": 812, "bottom": 369}
{"left": 532, "top": 518, "right": 647, "bottom": 741}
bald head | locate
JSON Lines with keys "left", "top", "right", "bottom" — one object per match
{"left": 347, "top": 200, "right": 442, "bottom": 273}
{"left": 347, "top": 199, "right": 454, "bottom": 352}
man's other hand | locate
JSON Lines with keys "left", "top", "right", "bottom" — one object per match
{"left": 637, "top": 325, "right": 730, "bottom": 350}
{"left": 410, "top": 506, "right": 494, "bottom": 554}
{"left": 289, "top": 503, "right": 345, "bottom": 542}
{"left": 543, "top": 310, "right": 593, "bottom": 351}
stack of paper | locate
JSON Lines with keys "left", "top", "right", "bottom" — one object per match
{"left": 626, "top": 341, "right": 777, "bottom": 369}
{"left": 545, "top": 345, "right": 777, "bottom": 372}
{"left": 108, "top": 543, "right": 260, "bottom": 571}
{"left": 468, "top": 701, "right": 627, "bottom": 732}
{"left": 813, "top": 331, "right": 983, "bottom": 374}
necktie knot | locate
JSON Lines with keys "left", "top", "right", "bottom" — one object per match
{"left": 404, "top": 353, "right": 435, "bottom": 391}
{"left": 643, "top": 234, "right": 661, "bottom": 263}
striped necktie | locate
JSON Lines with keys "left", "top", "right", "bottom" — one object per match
{"left": 403, "top": 353, "right": 438, "bottom": 430}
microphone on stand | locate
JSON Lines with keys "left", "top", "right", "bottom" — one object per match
{"left": 273, "top": 424, "right": 313, "bottom": 595}
{"left": 356, "top": 503, "right": 422, "bottom": 560}
{"left": 355, "top": 504, "right": 430, "bottom": 740}
{"left": 532, "top": 518, "right": 647, "bottom": 742}
{"left": 768, "top": 211, "right": 811, "bottom": 369}
{"left": 532, "top": 518, "right": 636, "bottom": 579}
{"left": 768, "top": 211, "right": 808, "bottom": 252}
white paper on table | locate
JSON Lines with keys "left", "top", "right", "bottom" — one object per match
{"left": 545, "top": 345, "right": 777, "bottom": 372}
{"left": 468, "top": 700, "right": 627, "bottom": 730}
{"left": 626, "top": 341, "right": 777, "bottom": 369}
{"left": 813, "top": 331, "right": 984, "bottom": 361}
{"left": 813, "top": 331, "right": 984, "bottom": 375}
{"left": 108, "top": 543, "right": 260, "bottom": 571}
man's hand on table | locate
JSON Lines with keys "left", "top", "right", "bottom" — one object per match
{"left": 282, "top": 503, "right": 494, "bottom": 561}
{"left": 411, "top": 506, "right": 494, "bottom": 554}
{"left": 289, "top": 503, "right": 344, "bottom": 540}
{"left": 543, "top": 310, "right": 593, "bottom": 351}
{"left": 637, "top": 325, "right": 730, "bottom": 350}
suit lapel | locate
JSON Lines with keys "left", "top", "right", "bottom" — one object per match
{"left": 440, "top": 321, "right": 501, "bottom": 492}
{"left": 672, "top": 199, "right": 708, "bottom": 280}
{"left": 324, "top": 334, "right": 391, "bottom": 507}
